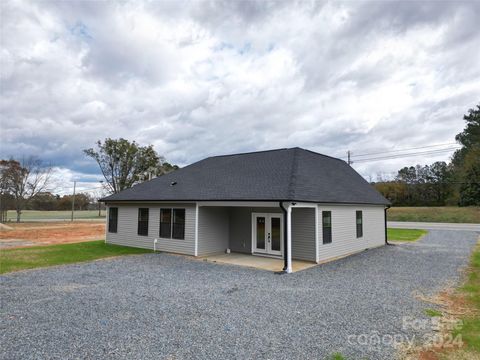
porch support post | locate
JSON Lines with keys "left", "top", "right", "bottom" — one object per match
{"left": 286, "top": 204, "right": 293, "bottom": 274}
{"left": 194, "top": 202, "right": 199, "bottom": 256}
{"left": 314, "top": 205, "right": 319, "bottom": 263}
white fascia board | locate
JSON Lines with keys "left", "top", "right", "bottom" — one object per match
{"left": 197, "top": 201, "right": 279, "bottom": 207}
{"left": 290, "top": 202, "right": 318, "bottom": 208}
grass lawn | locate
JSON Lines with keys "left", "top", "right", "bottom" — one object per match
{"left": 452, "top": 241, "right": 480, "bottom": 353}
{"left": 6, "top": 210, "right": 105, "bottom": 221}
{"left": 0, "top": 241, "right": 151, "bottom": 274}
{"left": 387, "top": 228, "right": 427, "bottom": 242}
{"left": 388, "top": 206, "right": 480, "bottom": 223}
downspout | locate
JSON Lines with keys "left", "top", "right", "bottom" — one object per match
{"left": 104, "top": 203, "right": 108, "bottom": 244}
{"left": 385, "top": 205, "right": 392, "bottom": 245}
{"left": 279, "top": 201, "right": 288, "bottom": 272}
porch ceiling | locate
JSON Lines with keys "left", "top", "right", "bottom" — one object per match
{"left": 199, "top": 253, "right": 316, "bottom": 273}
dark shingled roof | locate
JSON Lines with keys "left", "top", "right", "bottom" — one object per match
{"left": 102, "top": 147, "right": 390, "bottom": 205}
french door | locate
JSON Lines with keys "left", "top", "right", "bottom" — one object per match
{"left": 252, "top": 213, "right": 283, "bottom": 256}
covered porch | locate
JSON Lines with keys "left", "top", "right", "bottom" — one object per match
{"left": 195, "top": 201, "right": 318, "bottom": 273}
{"left": 200, "top": 252, "right": 317, "bottom": 273}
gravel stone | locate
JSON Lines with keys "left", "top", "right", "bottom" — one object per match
{"left": 1, "top": 230, "right": 478, "bottom": 359}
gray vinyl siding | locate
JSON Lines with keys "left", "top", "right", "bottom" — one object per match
{"left": 106, "top": 203, "right": 196, "bottom": 255}
{"left": 317, "top": 204, "right": 385, "bottom": 262}
{"left": 291, "top": 208, "right": 316, "bottom": 261}
{"left": 197, "top": 207, "right": 229, "bottom": 256}
{"left": 229, "top": 207, "right": 282, "bottom": 254}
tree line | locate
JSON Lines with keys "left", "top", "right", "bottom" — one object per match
{"left": 373, "top": 105, "right": 480, "bottom": 206}
{"left": 1, "top": 191, "right": 97, "bottom": 212}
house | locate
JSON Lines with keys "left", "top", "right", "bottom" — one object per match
{"left": 102, "top": 147, "right": 390, "bottom": 273}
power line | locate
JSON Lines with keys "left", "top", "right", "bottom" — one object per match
{"left": 354, "top": 147, "right": 460, "bottom": 163}
{"left": 352, "top": 147, "right": 460, "bottom": 163}
{"left": 349, "top": 142, "right": 458, "bottom": 158}
{"left": 50, "top": 185, "right": 105, "bottom": 196}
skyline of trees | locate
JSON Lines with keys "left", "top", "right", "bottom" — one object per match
{"left": 374, "top": 104, "right": 479, "bottom": 206}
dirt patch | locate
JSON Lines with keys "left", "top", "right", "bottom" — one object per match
{"left": 401, "top": 255, "right": 480, "bottom": 360}
{"left": 399, "top": 289, "right": 467, "bottom": 360}
{"left": 0, "top": 223, "right": 13, "bottom": 230}
{"left": 0, "top": 222, "right": 105, "bottom": 248}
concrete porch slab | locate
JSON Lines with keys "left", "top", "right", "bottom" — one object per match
{"left": 200, "top": 252, "right": 317, "bottom": 272}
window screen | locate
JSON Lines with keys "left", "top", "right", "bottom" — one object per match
{"left": 108, "top": 207, "right": 118, "bottom": 233}
{"left": 322, "top": 211, "right": 332, "bottom": 244}
{"left": 160, "top": 208, "right": 172, "bottom": 238}
{"left": 137, "top": 208, "right": 149, "bottom": 236}
{"left": 172, "top": 209, "right": 185, "bottom": 240}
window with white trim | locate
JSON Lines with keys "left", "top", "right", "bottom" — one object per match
{"left": 356, "top": 210, "right": 363, "bottom": 238}
{"left": 160, "top": 208, "right": 185, "bottom": 240}
{"left": 322, "top": 211, "right": 332, "bottom": 244}
{"left": 160, "top": 209, "right": 172, "bottom": 238}
{"left": 108, "top": 207, "right": 118, "bottom": 233}
{"left": 137, "top": 208, "right": 149, "bottom": 236}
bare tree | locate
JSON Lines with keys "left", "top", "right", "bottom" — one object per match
{"left": 0, "top": 157, "right": 52, "bottom": 222}
{"left": 0, "top": 161, "right": 11, "bottom": 223}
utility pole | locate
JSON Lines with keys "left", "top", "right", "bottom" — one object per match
{"left": 98, "top": 180, "right": 104, "bottom": 217}
{"left": 347, "top": 150, "right": 353, "bottom": 165}
{"left": 71, "top": 181, "right": 76, "bottom": 222}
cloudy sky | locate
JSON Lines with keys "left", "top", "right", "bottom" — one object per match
{"left": 1, "top": 0, "right": 479, "bottom": 194}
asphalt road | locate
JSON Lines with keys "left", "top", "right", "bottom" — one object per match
{"left": 388, "top": 221, "right": 480, "bottom": 231}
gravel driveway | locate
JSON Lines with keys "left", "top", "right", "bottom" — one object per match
{"left": 1, "top": 230, "right": 478, "bottom": 360}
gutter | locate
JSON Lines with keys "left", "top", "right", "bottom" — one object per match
{"left": 101, "top": 198, "right": 390, "bottom": 206}
{"left": 279, "top": 201, "right": 288, "bottom": 272}
{"left": 385, "top": 205, "right": 392, "bottom": 245}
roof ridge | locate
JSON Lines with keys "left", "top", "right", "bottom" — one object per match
{"left": 287, "top": 147, "right": 299, "bottom": 199}
{"left": 207, "top": 147, "right": 289, "bottom": 159}
{"left": 296, "top": 147, "right": 346, "bottom": 163}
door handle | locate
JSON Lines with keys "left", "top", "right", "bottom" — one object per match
{"left": 268, "top": 233, "right": 271, "bottom": 242}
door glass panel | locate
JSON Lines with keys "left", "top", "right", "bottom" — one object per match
{"left": 271, "top": 217, "right": 281, "bottom": 251}
{"left": 256, "top": 217, "right": 265, "bottom": 249}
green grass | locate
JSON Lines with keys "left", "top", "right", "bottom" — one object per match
{"left": 452, "top": 242, "right": 480, "bottom": 351}
{"left": 6, "top": 210, "right": 105, "bottom": 221}
{"left": 0, "top": 241, "right": 151, "bottom": 274}
{"left": 329, "top": 353, "right": 346, "bottom": 360}
{"left": 387, "top": 228, "right": 427, "bottom": 242}
{"left": 387, "top": 206, "right": 480, "bottom": 223}
{"left": 424, "top": 308, "right": 443, "bottom": 317}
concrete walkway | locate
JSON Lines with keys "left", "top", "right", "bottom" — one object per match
{"left": 388, "top": 221, "right": 480, "bottom": 232}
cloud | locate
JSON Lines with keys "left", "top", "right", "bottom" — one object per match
{"left": 1, "top": 0, "right": 479, "bottom": 186}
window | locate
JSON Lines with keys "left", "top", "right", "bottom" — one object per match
{"left": 172, "top": 209, "right": 185, "bottom": 240}
{"left": 159, "top": 208, "right": 185, "bottom": 240}
{"left": 356, "top": 211, "right": 363, "bottom": 238}
{"left": 160, "top": 209, "right": 172, "bottom": 238}
{"left": 108, "top": 207, "right": 118, "bottom": 233}
{"left": 322, "top": 211, "right": 332, "bottom": 244}
{"left": 137, "top": 208, "right": 149, "bottom": 236}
